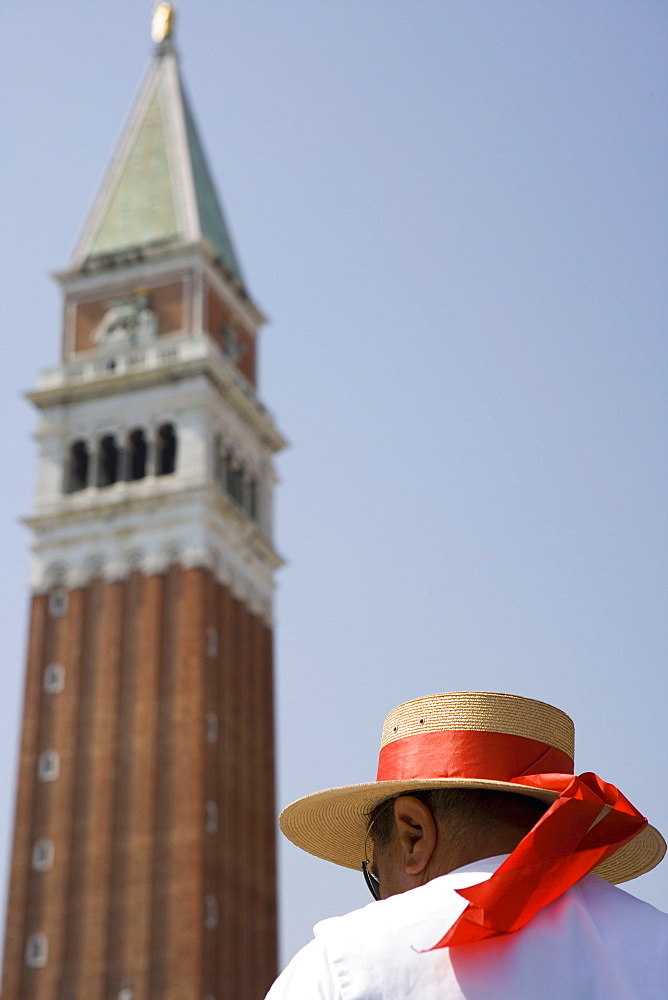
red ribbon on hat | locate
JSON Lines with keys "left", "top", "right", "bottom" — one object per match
{"left": 376, "top": 730, "right": 647, "bottom": 947}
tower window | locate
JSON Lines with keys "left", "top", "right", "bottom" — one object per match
{"left": 205, "top": 712, "right": 219, "bottom": 744}
{"left": 213, "top": 434, "right": 224, "bottom": 487}
{"left": 43, "top": 664, "right": 65, "bottom": 694}
{"left": 224, "top": 451, "right": 234, "bottom": 496}
{"left": 97, "top": 435, "right": 119, "bottom": 488}
{"left": 48, "top": 588, "right": 68, "bottom": 618}
{"left": 225, "top": 459, "right": 244, "bottom": 506}
{"left": 221, "top": 322, "right": 243, "bottom": 362}
{"left": 25, "top": 933, "right": 48, "bottom": 968}
{"left": 233, "top": 467, "right": 245, "bottom": 506}
{"left": 37, "top": 750, "right": 60, "bottom": 782}
{"left": 127, "top": 429, "right": 147, "bottom": 481}
{"left": 65, "top": 440, "right": 89, "bottom": 493}
{"left": 204, "top": 801, "right": 219, "bottom": 834}
{"left": 204, "top": 895, "right": 218, "bottom": 930}
{"left": 247, "top": 478, "right": 258, "bottom": 521}
{"left": 206, "top": 627, "right": 218, "bottom": 657}
{"left": 156, "top": 423, "right": 177, "bottom": 476}
{"left": 31, "top": 838, "right": 55, "bottom": 872}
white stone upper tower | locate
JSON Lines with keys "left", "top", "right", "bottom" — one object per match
{"left": 28, "top": 8, "right": 285, "bottom": 607}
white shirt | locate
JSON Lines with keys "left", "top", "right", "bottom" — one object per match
{"left": 266, "top": 855, "right": 668, "bottom": 999}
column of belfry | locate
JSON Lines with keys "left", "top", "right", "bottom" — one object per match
{"left": 2, "top": 7, "right": 284, "bottom": 999}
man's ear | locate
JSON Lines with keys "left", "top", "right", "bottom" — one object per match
{"left": 392, "top": 796, "right": 438, "bottom": 875}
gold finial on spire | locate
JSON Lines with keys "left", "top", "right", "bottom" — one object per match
{"left": 152, "top": 3, "right": 175, "bottom": 44}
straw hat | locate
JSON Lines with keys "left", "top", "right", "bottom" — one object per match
{"left": 279, "top": 691, "right": 666, "bottom": 884}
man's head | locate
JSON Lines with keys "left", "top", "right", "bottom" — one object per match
{"left": 279, "top": 691, "right": 665, "bottom": 892}
{"left": 368, "top": 789, "right": 549, "bottom": 899}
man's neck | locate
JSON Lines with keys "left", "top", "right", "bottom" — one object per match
{"left": 429, "top": 826, "right": 527, "bottom": 879}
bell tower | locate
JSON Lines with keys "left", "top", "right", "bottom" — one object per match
{"left": 2, "top": 8, "right": 284, "bottom": 999}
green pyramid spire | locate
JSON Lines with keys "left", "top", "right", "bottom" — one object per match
{"left": 89, "top": 88, "right": 179, "bottom": 257}
{"left": 72, "top": 43, "right": 243, "bottom": 283}
{"left": 183, "top": 90, "right": 241, "bottom": 279}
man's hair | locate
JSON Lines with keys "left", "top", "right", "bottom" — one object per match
{"left": 370, "top": 788, "right": 549, "bottom": 850}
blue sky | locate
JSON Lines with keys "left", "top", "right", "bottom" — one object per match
{"left": 2, "top": 0, "right": 667, "bottom": 968}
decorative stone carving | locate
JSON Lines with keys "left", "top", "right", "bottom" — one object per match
{"left": 93, "top": 293, "right": 158, "bottom": 347}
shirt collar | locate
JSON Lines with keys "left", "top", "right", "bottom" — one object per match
{"left": 446, "top": 854, "right": 511, "bottom": 878}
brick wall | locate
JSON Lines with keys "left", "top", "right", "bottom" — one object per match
{"left": 2, "top": 568, "right": 277, "bottom": 1000}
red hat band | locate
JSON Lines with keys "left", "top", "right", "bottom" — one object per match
{"left": 376, "top": 729, "right": 574, "bottom": 784}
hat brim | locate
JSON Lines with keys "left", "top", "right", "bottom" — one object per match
{"left": 279, "top": 777, "right": 666, "bottom": 885}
